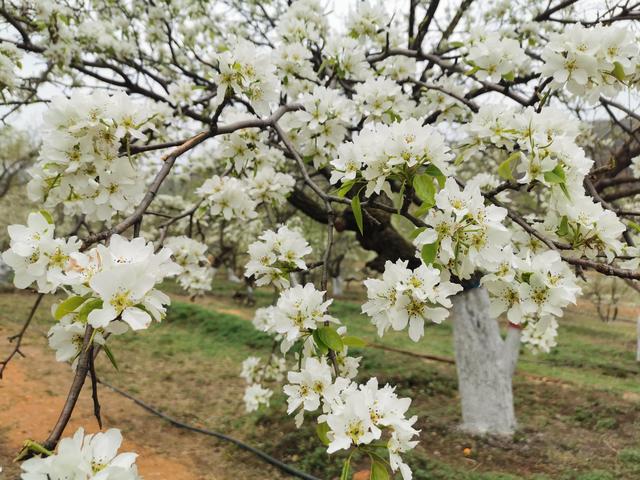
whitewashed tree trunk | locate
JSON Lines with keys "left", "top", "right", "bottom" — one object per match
{"left": 450, "top": 287, "right": 520, "bottom": 436}
{"left": 636, "top": 317, "right": 640, "bottom": 362}
{"left": 332, "top": 276, "right": 344, "bottom": 296}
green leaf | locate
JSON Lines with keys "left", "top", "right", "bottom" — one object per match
{"left": 340, "top": 458, "right": 351, "bottom": 480}
{"left": 342, "top": 336, "right": 366, "bottom": 348}
{"left": 395, "top": 181, "right": 406, "bottom": 212}
{"left": 39, "top": 210, "right": 54, "bottom": 224}
{"left": 413, "top": 174, "right": 436, "bottom": 205}
{"left": 498, "top": 152, "right": 519, "bottom": 180}
{"left": 337, "top": 180, "right": 355, "bottom": 198}
{"left": 312, "top": 330, "right": 329, "bottom": 355}
{"left": 409, "top": 226, "right": 427, "bottom": 240}
{"left": 559, "top": 181, "right": 571, "bottom": 200}
{"left": 612, "top": 61, "right": 627, "bottom": 82}
{"left": 54, "top": 296, "right": 86, "bottom": 321}
{"left": 423, "top": 164, "right": 446, "bottom": 188}
{"left": 628, "top": 221, "right": 640, "bottom": 234}
{"left": 502, "top": 71, "right": 515, "bottom": 82}
{"left": 465, "top": 65, "right": 480, "bottom": 76}
{"left": 421, "top": 241, "right": 439, "bottom": 265}
{"left": 557, "top": 215, "right": 569, "bottom": 237}
{"left": 544, "top": 164, "right": 566, "bottom": 184}
{"left": 351, "top": 195, "right": 364, "bottom": 235}
{"left": 316, "top": 422, "right": 330, "bottom": 446}
{"left": 391, "top": 213, "right": 416, "bottom": 236}
{"left": 317, "top": 326, "right": 344, "bottom": 352}
{"left": 370, "top": 459, "right": 390, "bottom": 480}
{"left": 103, "top": 344, "right": 119, "bottom": 370}
{"left": 413, "top": 202, "right": 433, "bottom": 217}
{"left": 77, "top": 299, "right": 103, "bottom": 323}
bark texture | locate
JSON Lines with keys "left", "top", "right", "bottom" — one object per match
{"left": 451, "top": 287, "right": 520, "bottom": 436}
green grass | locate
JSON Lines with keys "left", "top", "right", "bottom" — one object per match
{"left": 161, "top": 289, "right": 640, "bottom": 478}
{"left": 3, "top": 287, "right": 640, "bottom": 479}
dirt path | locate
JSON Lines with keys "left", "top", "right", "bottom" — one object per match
{"left": 0, "top": 332, "right": 232, "bottom": 480}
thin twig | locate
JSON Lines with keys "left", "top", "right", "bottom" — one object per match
{"left": 0, "top": 293, "right": 44, "bottom": 379}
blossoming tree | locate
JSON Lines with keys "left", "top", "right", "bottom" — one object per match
{"left": 2, "top": 0, "right": 640, "bottom": 478}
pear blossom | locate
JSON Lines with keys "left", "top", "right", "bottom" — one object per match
{"left": 196, "top": 175, "right": 258, "bottom": 221}
{"left": 164, "top": 236, "right": 214, "bottom": 294}
{"left": 0, "top": 40, "right": 21, "bottom": 91}
{"left": 483, "top": 249, "right": 580, "bottom": 347}
{"left": 413, "top": 178, "right": 510, "bottom": 280}
{"left": 363, "top": 259, "right": 462, "bottom": 341}
{"left": 20, "top": 427, "right": 140, "bottom": 479}
{"left": 283, "top": 356, "right": 333, "bottom": 414}
{"left": 466, "top": 30, "right": 528, "bottom": 82}
{"left": 243, "top": 384, "right": 274, "bottom": 412}
{"left": 353, "top": 77, "right": 414, "bottom": 124}
{"left": 277, "top": 0, "right": 328, "bottom": 44}
{"left": 541, "top": 24, "right": 639, "bottom": 101}
{"left": 26, "top": 91, "right": 162, "bottom": 221}
{"left": 286, "top": 85, "right": 355, "bottom": 168}
{"left": 211, "top": 38, "right": 279, "bottom": 115}
{"left": 271, "top": 283, "right": 337, "bottom": 346}
{"left": 247, "top": 166, "right": 295, "bottom": 206}
{"left": 322, "top": 377, "right": 419, "bottom": 472}
{"left": 2, "top": 212, "right": 81, "bottom": 293}
{"left": 330, "top": 119, "right": 453, "bottom": 197}
{"left": 245, "top": 226, "right": 312, "bottom": 289}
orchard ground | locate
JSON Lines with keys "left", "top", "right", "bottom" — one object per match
{"left": 1, "top": 281, "right": 640, "bottom": 480}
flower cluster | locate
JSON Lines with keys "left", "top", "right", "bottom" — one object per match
{"left": 48, "top": 315, "right": 127, "bottom": 369}
{"left": 417, "top": 76, "right": 468, "bottom": 122}
{"left": 282, "top": 362, "right": 419, "bottom": 480}
{"left": 164, "top": 236, "right": 214, "bottom": 294}
{"left": 245, "top": 226, "right": 312, "bottom": 289}
{"left": 214, "top": 110, "right": 283, "bottom": 173}
{"left": 0, "top": 40, "right": 21, "bottom": 92}
{"left": 271, "top": 283, "right": 337, "bottom": 350}
{"left": 3, "top": 212, "right": 181, "bottom": 365}
{"left": 466, "top": 28, "right": 528, "bottom": 82}
{"left": 2, "top": 211, "right": 79, "bottom": 293}
{"left": 27, "top": 91, "right": 162, "bottom": 221}
{"left": 277, "top": 0, "right": 328, "bottom": 45}
{"left": 413, "top": 178, "right": 510, "bottom": 280}
{"left": 196, "top": 175, "right": 258, "bottom": 221}
{"left": 363, "top": 259, "right": 462, "bottom": 341}
{"left": 274, "top": 43, "right": 317, "bottom": 96}
{"left": 212, "top": 38, "right": 279, "bottom": 115}
{"left": 247, "top": 166, "right": 296, "bottom": 206}
{"left": 20, "top": 428, "right": 140, "bottom": 479}
{"left": 330, "top": 118, "right": 453, "bottom": 197}
{"left": 543, "top": 189, "right": 626, "bottom": 261}
{"left": 483, "top": 249, "right": 580, "bottom": 351}
{"left": 284, "top": 85, "right": 355, "bottom": 168}
{"left": 521, "top": 316, "right": 559, "bottom": 354}
{"left": 346, "top": 2, "right": 390, "bottom": 46}
{"left": 463, "top": 105, "right": 592, "bottom": 189}
{"left": 240, "top": 355, "right": 287, "bottom": 412}
{"left": 73, "top": 235, "right": 180, "bottom": 331}
{"left": 541, "top": 24, "right": 638, "bottom": 101}
{"left": 324, "top": 37, "right": 370, "bottom": 81}
{"left": 353, "top": 77, "right": 414, "bottom": 125}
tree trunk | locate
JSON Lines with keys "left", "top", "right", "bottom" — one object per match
{"left": 332, "top": 276, "right": 344, "bottom": 296}
{"left": 451, "top": 287, "right": 520, "bottom": 436}
{"left": 636, "top": 316, "right": 640, "bottom": 362}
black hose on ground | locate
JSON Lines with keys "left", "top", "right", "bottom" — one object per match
{"left": 98, "top": 380, "right": 322, "bottom": 480}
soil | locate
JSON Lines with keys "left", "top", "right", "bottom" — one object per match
{"left": 0, "top": 319, "right": 285, "bottom": 480}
